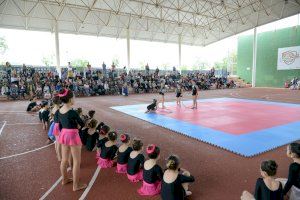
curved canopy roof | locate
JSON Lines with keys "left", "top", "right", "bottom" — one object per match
{"left": 0, "top": 0, "right": 299, "bottom": 46}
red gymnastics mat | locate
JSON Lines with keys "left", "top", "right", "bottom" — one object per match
{"left": 111, "top": 98, "right": 300, "bottom": 157}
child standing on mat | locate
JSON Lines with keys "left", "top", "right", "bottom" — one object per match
{"left": 191, "top": 80, "right": 198, "bottom": 109}
{"left": 159, "top": 82, "right": 166, "bottom": 109}
{"left": 138, "top": 144, "right": 163, "bottom": 196}
{"left": 175, "top": 84, "right": 182, "bottom": 106}
{"left": 116, "top": 134, "right": 133, "bottom": 174}
{"left": 145, "top": 99, "right": 158, "bottom": 113}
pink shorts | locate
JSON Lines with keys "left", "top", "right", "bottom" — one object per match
{"left": 138, "top": 180, "right": 161, "bottom": 196}
{"left": 127, "top": 170, "right": 143, "bottom": 183}
{"left": 58, "top": 128, "right": 82, "bottom": 146}
{"left": 97, "top": 157, "right": 114, "bottom": 168}
{"left": 53, "top": 123, "right": 60, "bottom": 137}
{"left": 116, "top": 163, "right": 127, "bottom": 174}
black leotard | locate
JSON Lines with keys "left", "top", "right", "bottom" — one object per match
{"left": 117, "top": 147, "right": 133, "bottom": 164}
{"left": 26, "top": 102, "right": 37, "bottom": 111}
{"left": 161, "top": 172, "right": 195, "bottom": 200}
{"left": 254, "top": 178, "right": 283, "bottom": 200}
{"left": 143, "top": 164, "right": 163, "bottom": 184}
{"left": 283, "top": 162, "right": 300, "bottom": 195}
{"left": 58, "top": 109, "right": 84, "bottom": 129}
{"left": 53, "top": 110, "right": 59, "bottom": 123}
{"left": 97, "top": 137, "right": 108, "bottom": 148}
{"left": 147, "top": 102, "right": 157, "bottom": 111}
{"left": 42, "top": 109, "right": 50, "bottom": 122}
{"left": 192, "top": 85, "right": 197, "bottom": 96}
{"left": 127, "top": 154, "right": 145, "bottom": 175}
{"left": 99, "top": 141, "right": 118, "bottom": 160}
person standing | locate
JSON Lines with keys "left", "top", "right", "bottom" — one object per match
{"left": 57, "top": 88, "right": 87, "bottom": 191}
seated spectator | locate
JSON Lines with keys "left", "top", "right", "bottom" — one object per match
{"left": 138, "top": 144, "right": 163, "bottom": 196}
{"left": 127, "top": 139, "right": 145, "bottom": 183}
{"left": 116, "top": 134, "right": 132, "bottom": 174}
{"left": 241, "top": 160, "right": 283, "bottom": 200}
{"left": 161, "top": 155, "right": 195, "bottom": 200}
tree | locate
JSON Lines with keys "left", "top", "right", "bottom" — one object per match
{"left": 41, "top": 55, "right": 54, "bottom": 67}
{"left": 112, "top": 56, "right": 120, "bottom": 67}
{"left": 0, "top": 37, "right": 8, "bottom": 54}
{"left": 71, "top": 59, "right": 89, "bottom": 71}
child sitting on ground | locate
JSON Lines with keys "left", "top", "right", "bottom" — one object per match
{"left": 127, "top": 139, "right": 145, "bottom": 182}
{"left": 241, "top": 160, "right": 283, "bottom": 200}
{"left": 138, "top": 144, "right": 163, "bottom": 196}
{"left": 161, "top": 155, "right": 195, "bottom": 200}
{"left": 116, "top": 134, "right": 133, "bottom": 174}
{"left": 145, "top": 99, "right": 157, "bottom": 113}
{"left": 96, "top": 124, "right": 110, "bottom": 159}
{"left": 97, "top": 131, "right": 118, "bottom": 168}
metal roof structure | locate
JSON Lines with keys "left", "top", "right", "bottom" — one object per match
{"left": 1, "top": 0, "right": 300, "bottom": 46}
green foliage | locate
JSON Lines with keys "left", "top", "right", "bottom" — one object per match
{"left": 0, "top": 37, "right": 8, "bottom": 54}
{"left": 41, "top": 55, "right": 54, "bottom": 67}
{"left": 71, "top": 59, "right": 89, "bottom": 71}
{"left": 112, "top": 56, "right": 120, "bottom": 67}
{"left": 179, "top": 65, "right": 188, "bottom": 71}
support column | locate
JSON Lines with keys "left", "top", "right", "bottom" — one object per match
{"left": 252, "top": 27, "right": 257, "bottom": 87}
{"left": 178, "top": 34, "right": 182, "bottom": 67}
{"left": 126, "top": 29, "right": 131, "bottom": 71}
{"left": 54, "top": 20, "right": 61, "bottom": 78}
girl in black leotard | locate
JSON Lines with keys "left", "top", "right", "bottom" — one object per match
{"left": 80, "top": 119, "right": 98, "bottom": 151}
{"left": 175, "top": 84, "right": 182, "bottom": 106}
{"left": 159, "top": 83, "right": 166, "bottom": 109}
{"left": 97, "top": 131, "right": 118, "bottom": 168}
{"left": 127, "top": 139, "right": 145, "bottom": 182}
{"left": 241, "top": 160, "right": 283, "bottom": 200}
{"left": 146, "top": 99, "right": 157, "bottom": 113}
{"left": 191, "top": 80, "right": 198, "bottom": 109}
{"left": 161, "top": 155, "right": 195, "bottom": 200}
{"left": 96, "top": 125, "right": 110, "bottom": 160}
{"left": 57, "top": 88, "right": 87, "bottom": 191}
{"left": 277, "top": 143, "right": 300, "bottom": 199}
{"left": 52, "top": 95, "right": 62, "bottom": 161}
{"left": 138, "top": 144, "right": 163, "bottom": 196}
{"left": 116, "top": 134, "right": 133, "bottom": 174}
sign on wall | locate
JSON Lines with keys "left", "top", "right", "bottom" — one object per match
{"left": 277, "top": 46, "right": 300, "bottom": 70}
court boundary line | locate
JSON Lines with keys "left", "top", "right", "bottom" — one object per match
{"left": 39, "top": 167, "right": 71, "bottom": 200}
{"left": 0, "top": 143, "right": 54, "bottom": 160}
{"left": 79, "top": 166, "right": 101, "bottom": 200}
{"left": 0, "top": 121, "right": 7, "bottom": 136}
{"left": 6, "top": 122, "right": 41, "bottom": 126}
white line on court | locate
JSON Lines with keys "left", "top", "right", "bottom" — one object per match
{"left": 6, "top": 122, "right": 41, "bottom": 126}
{"left": 0, "top": 143, "right": 54, "bottom": 160}
{"left": 0, "top": 121, "right": 7, "bottom": 136}
{"left": 79, "top": 167, "right": 101, "bottom": 200}
{"left": 39, "top": 167, "right": 71, "bottom": 200}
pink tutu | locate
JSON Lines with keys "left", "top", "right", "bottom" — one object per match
{"left": 138, "top": 180, "right": 161, "bottom": 196}
{"left": 127, "top": 170, "right": 143, "bottom": 183}
{"left": 116, "top": 163, "right": 127, "bottom": 174}
{"left": 97, "top": 157, "right": 114, "bottom": 168}
{"left": 95, "top": 151, "right": 100, "bottom": 159}
{"left": 53, "top": 123, "right": 60, "bottom": 136}
{"left": 58, "top": 128, "right": 82, "bottom": 146}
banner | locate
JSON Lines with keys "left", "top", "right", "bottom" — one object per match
{"left": 277, "top": 46, "right": 300, "bottom": 70}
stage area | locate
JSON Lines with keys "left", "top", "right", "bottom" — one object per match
{"left": 112, "top": 98, "right": 300, "bottom": 157}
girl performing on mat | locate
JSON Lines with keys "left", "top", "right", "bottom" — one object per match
{"left": 145, "top": 99, "right": 158, "bottom": 113}
{"left": 175, "top": 84, "right": 183, "bottom": 106}
{"left": 161, "top": 155, "right": 195, "bottom": 200}
{"left": 191, "top": 80, "right": 198, "bottom": 109}
{"left": 57, "top": 88, "right": 87, "bottom": 191}
{"left": 97, "top": 131, "right": 118, "bottom": 168}
{"left": 127, "top": 139, "right": 145, "bottom": 183}
{"left": 158, "top": 83, "right": 166, "bottom": 109}
{"left": 138, "top": 144, "right": 163, "bottom": 196}
{"left": 116, "top": 134, "right": 133, "bottom": 173}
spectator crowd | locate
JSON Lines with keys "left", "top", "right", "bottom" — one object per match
{"left": 1, "top": 61, "right": 236, "bottom": 100}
